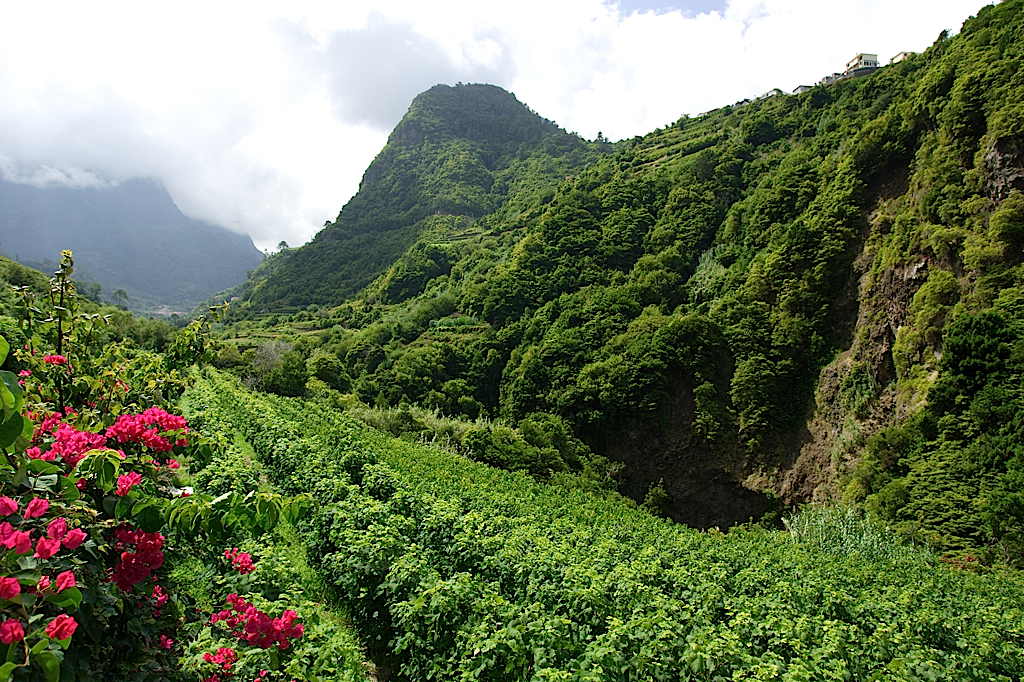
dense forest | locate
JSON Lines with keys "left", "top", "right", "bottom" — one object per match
{"left": 217, "top": 1, "right": 1024, "bottom": 563}
{"left": 2, "top": 0, "right": 1024, "bottom": 678}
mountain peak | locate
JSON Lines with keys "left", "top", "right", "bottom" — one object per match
{"left": 388, "top": 83, "right": 561, "bottom": 150}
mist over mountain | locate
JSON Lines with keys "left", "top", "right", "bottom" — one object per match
{"left": 0, "top": 177, "right": 263, "bottom": 312}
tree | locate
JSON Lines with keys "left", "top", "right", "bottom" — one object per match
{"left": 112, "top": 289, "right": 129, "bottom": 309}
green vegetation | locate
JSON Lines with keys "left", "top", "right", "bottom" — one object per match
{"left": 222, "top": 84, "right": 611, "bottom": 311}
{"left": 188, "top": 369, "right": 1024, "bottom": 680}
{"left": 215, "top": 0, "right": 1024, "bottom": 557}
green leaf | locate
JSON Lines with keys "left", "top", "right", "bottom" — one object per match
{"left": 27, "top": 459, "right": 60, "bottom": 475}
{"left": 11, "top": 459, "right": 27, "bottom": 487}
{"left": 0, "top": 336, "right": 9, "bottom": 366}
{"left": 59, "top": 476, "right": 81, "bottom": 502}
{"left": 114, "top": 496, "right": 133, "bottom": 520}
{"left": 0, "top": 385, "right": 14, "bottom": 420}
{"left": 15, "top": 415, "right": 33, "bottom": 452}
{"left": 0, "top": 662, "right": 15, "bottom": 682}
{"left": 45, "top": 587, "right": 82, "bottom": 609}
{"left": 133, "top": 503, "right": 164, "bottom": 534}
{"left": 0, "top": 414, "right": 23, "bottom": 449}
{"left": 30, "top": 638, "right": 49, "bottom": 655}
{"left": 35, "top": 650, "right": 60, "bottom": 682}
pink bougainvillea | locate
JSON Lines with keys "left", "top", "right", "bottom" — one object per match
{"left": 0, "top": 577, "right": 20, "bottom": 600}
{"left": 0, "top": 619, "right": 24, "bottom": 644}
{"left": 24, "top": 497, "right": 49, "bottom": 519}
{"left": 110, "top": 527, "right": 164, "bottom": 592}
{"left": 225, "top": 547, "right": 254, "bottom": 574}
{"left": 63, "top": 527, "right": 87, "bottom": 550}
{"left": 105, "top": 408, "right": 189, "bottom": 453}
{"left": 115, "top": 471, "right": 143, "bottom": 496}
{"left": 45, "top": 614, "right": 77, "bottom": 640}
{"left": 210, "top": 593, "right": 304, "bottom": 650}
{"left": 55, "top": 571, "right": 76, "bottom": 592}
{"left": 46, "top": 423, "right": 107, "bottom": 468}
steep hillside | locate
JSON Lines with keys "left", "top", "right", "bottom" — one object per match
{"left": 0, "top": 177, "right": 263, "bottom": 312}
{"left": 235, "top": 84, "right": 611, "bottom": 311}
{"left": 219, "top": 1, "right": 1024, "bottom": 563}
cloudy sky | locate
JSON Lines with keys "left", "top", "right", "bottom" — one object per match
{"left": 0, "top": 0, "right": 989, "bottom": 251}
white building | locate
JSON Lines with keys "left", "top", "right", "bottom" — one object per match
{"left": 890, "top": 51, "right": 912, "bottom": 64}
{"left": 846, "top": 53, "right": 879, "bottom": 72}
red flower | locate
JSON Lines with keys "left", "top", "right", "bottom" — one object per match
{"left": 111, "top": 527, "right": 164, "bottom": 591}
{"left": 0, "top": 577, "right": 20, "bottom": 600}
{"left": 224, "top": 547, "right": 255, "bottom": 574}
{"left": 55, "top": 570, "right": 76, "bottom": 592}
{"left": 115, "top": 471, "right": 143, "bottom": 496}
{"left": 166, "top": 458, "right": 180, "bottom": 469}
{"left": 35, "top": 536, "right": 61, "bottom": 559}
{"left": 36, "top": 575, "right": 51, "bottom": 592}
{"left": 45, "top": 614, "right": 77, "bottom": 640}
{"left": 24, "top": 497, "right": 49, "bottom": 519}
{"left": 4, "top": 530, "right": 32, "bottom": 554}
{"left": 0, "top": 496, "right": 16, "bottom": 516}
{"left": 0, "top": 619, "right": 24, "bottom": 644}
{"left": 47, "top": 517, "right": 68, "bottom": 540}
{"left": 159, "top": 634, "right": 173, "bottom": 650}
{"left": 63, "top": 527, "right": 87, "bottom": 549}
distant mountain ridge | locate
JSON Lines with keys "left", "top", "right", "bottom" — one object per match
{"left": 0, "top": 177, "right": 263, "bottom": 311}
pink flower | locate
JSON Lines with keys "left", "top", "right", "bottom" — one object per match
{"left": 43, "top": 354, "right": 67, "bottom": 365}
{"left": 45, "top": 614, "right": 77, "bottom": 640}
{"left": 5, "top": 530, "right": 32, "bottom": 554}
{"left": 166, "top": 459, "right": 180, "bottom": 469}
{"left": 111, "top": 528, "right": 164, "bottom": 591}
{"left": 55, "top": 571, "right": 76, "bottom": 592}
{"left": 0, "top": 496, "right": 16, "bottom": 516}
{"left": 24, "top": 497, "right": 49, "bottom": 519}
{"left": 35, "top": 536, "right": 61, "bottom": 559}
{"left": 17, "top": 370, "right": 30, "bottom": 377}
{"left": 224, "top": 547, "right": 254, "bottom": 574}
{"left": 0, "top": 577, "right": 20, "bottom": 600}
{"left": 116, "top": 471, "right": 143, "bottom": 496}
{"left": 75, "top": 478, "right": 87, "bottom": 491}
{"left": 36, "top": 575, "right": 51, "bottom": 592}
{"left": 159, "top": 634, "right": 173, "bottom": 650}
{"left": 63, "top": 527, "right": 87, "bottom": 550}
{"left": 48, "top": 424, "right": 106, "bottom": 468}
{"left": 47, "top": 518, "right": 68, "bottom": 540}
{"left": 0, "top": 619, "right": 24, "bottom": 644}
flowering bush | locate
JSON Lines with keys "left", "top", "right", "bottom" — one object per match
{"left": 0, "top": 251, "right": 313, "bottom": 681}
{"left": 224, "top": 547, "right": 254, "bottom": 575}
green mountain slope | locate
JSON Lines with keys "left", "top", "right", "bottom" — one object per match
{"left": 221, "top": 0, "right": 1024, "bottom": 562}
{"left": 0, "top": 178, "right": 263, "bottom": 312}
{"left": 237, "top": 84, "right": 610, "bottom": 311}
{"left": 188, "top": 370, "right": 1024, "bottom": 680}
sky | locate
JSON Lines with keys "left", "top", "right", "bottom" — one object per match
{"left": 0, "top": 0, "right": 990, "bottom": 252}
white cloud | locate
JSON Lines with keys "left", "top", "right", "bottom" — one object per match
{"left": 0, "top": 0, "right": 988, "bottom": 251}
